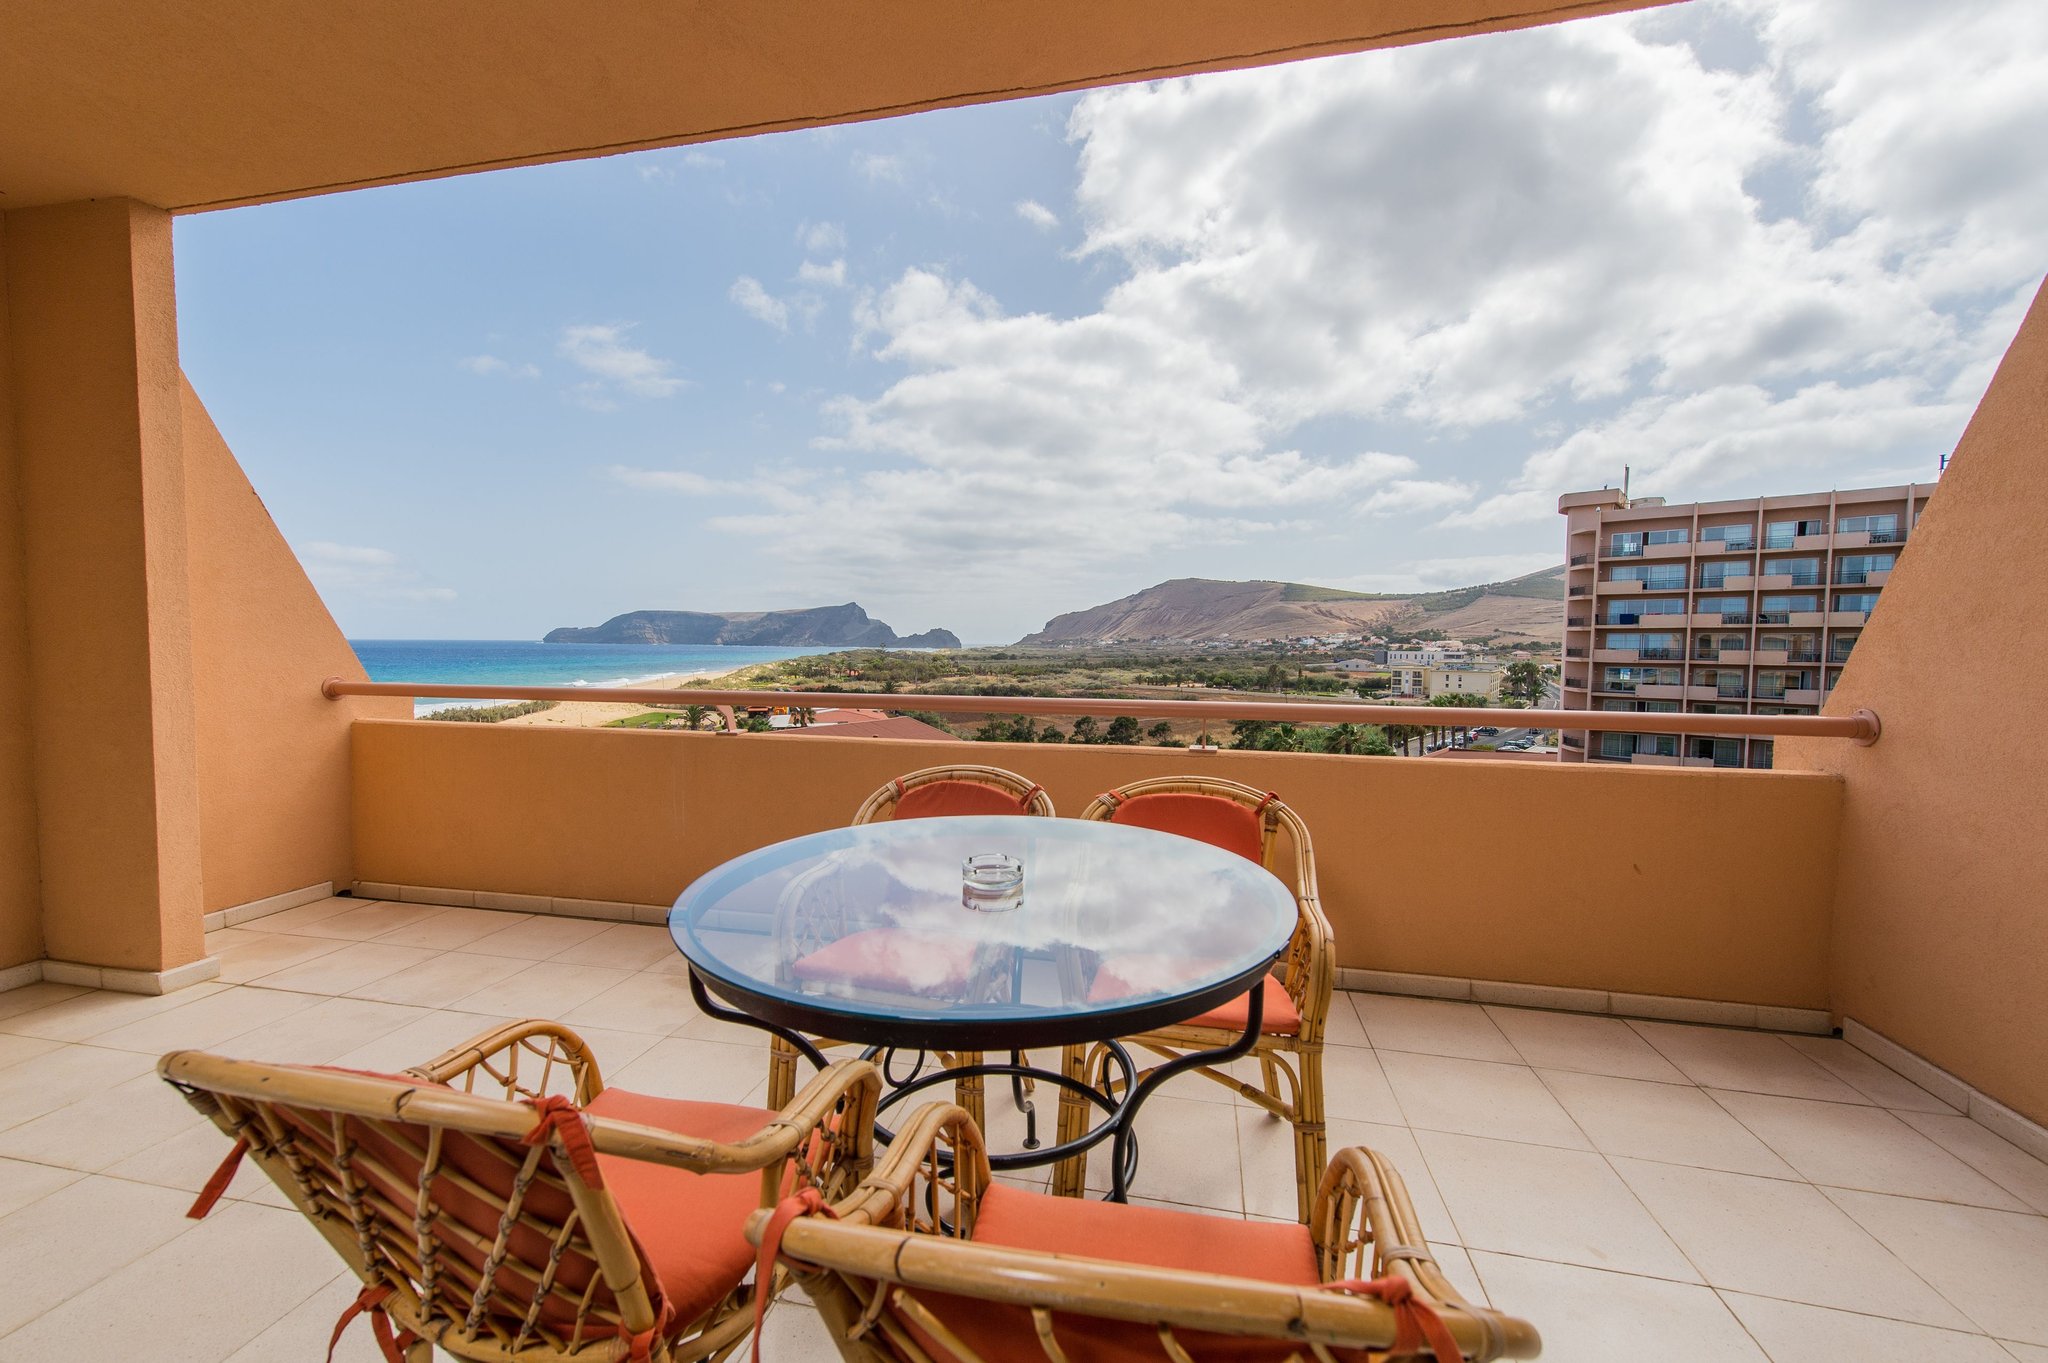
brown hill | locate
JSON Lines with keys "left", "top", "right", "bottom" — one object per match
{"left": 1016, "top": 567, "right": 1563, "bottom": 646}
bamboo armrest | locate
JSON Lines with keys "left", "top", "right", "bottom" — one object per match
{"left": 407, "top": 1018, "right": 606, "bottom": 1103}
{"left": 829, "top": 1100, "right": 990, "bottom": 1230}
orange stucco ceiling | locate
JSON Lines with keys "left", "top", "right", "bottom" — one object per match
{"left": 0, "top": 0, "right": 1673, "bottom": 214}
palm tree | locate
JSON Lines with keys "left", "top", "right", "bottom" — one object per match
{"left": 791, "top": 705, "right": 816, "bottom": 727}
{"left": 682, "top": 704, "right": 708, "bottom": 731}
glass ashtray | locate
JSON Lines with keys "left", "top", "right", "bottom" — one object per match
{"left": 961, "top": 852, "right": 1024, "bottom": 912}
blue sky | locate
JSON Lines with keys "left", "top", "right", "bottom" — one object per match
{"left": 174, "top": 0, "right": 2048, "bottom": 645}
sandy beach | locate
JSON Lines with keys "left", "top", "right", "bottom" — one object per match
{"left": 494, "top": 669, "right": 725, "bottom": 728}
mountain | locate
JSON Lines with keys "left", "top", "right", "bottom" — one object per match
{"left": 545, "top": 603, "right": 960, "bottom": 648}
{"left": 1015, "top": 567, "right": 1564, "bottom": 646}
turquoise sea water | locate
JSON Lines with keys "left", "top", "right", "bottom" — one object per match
{"left": 348, "top": 640, "right": 840, "bottom": 715}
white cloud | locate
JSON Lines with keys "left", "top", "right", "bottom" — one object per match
{"left": 1015, "top": 199, "right": 1060, "bottom": 230}
{"left": 457, "top": 354, "right": 539, "bottom": 379}
{"left": 609, "top": 466, "right": 743, "bottom": 496}
{"left": 556, "top": 324, "right": 685, "bottom": 401}
{"left": 681, "top": 148, "right": 724, "bottom": 169}
{"left": 796, "top": 258, "right": 848, "bottom": 288}
{"left": 853, "top": 152, "right": 908, "bottom": 184}
{"left": 299, "top": 542, "right": 456, "bottom": 603}
{"left": 797, "top": 221, "right": 847, "bottom": 254}
{"left": 729, "top": 276, "right": 791, "bottom": 331}
{"left": 1357, "top": 479, "right": 1475, "bottom": 517}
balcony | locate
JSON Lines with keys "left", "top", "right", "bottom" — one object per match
{"left": 1603, "top": 543, "right": 1646, "bottom": 559}
{"left": 1594, "top": 648, "right": 1641, "bottom": 663}
{"left": 1570, "top": 553, "right": 1591, "bottom": 566}
{"left": 1694, "top": 648, "right": 1751, "bottom": 665}
{"left": 1596, "top": 578, "right": 1649, "bottom": 594}
{"left": 1689, "top": 685, "right": 1746, "bottom": 702}
{"left": 1701, "top": 574, "right": 1756, "bottom": 591}
{"left": 1635, "top": 683, "right": 1687, "bottom": 699}
{"left": 1828, "top": 610, "right": 1871, "bottom": 627}
{"left": 1786, "top": 687, "right": 1825, "bottom": 705}
{"left": 1564, "top": 646, "right": 1588, "bottom": 659}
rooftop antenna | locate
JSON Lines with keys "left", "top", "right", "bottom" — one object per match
{"left": 1622, "top": 464, "right": 1631, "bottom": 503}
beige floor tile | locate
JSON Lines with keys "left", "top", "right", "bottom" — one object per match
{"left": 1084, "top": 1092, "right": 1244, "bottom": 1213}
{"left": 0, "top": 1199, "right": 345, "bottom": 1361}
{"left": 250, "top": 941, "right": 442, "bottom": 996}
{"left": 243, "top": 895, "right": 369, "bottom": 934}
{"left": 1897, "top": 1110, "right": 2048, "bottom": 1214}
{"left": 1487, "top": 1007, "right": 1689, "bottom": 1083}
{"left": 372, "top": 905, "right": 534, "bottom": 950}
{"left": 1630, "top": 1022, "right": 1867, "bottom": 1103}
{"left": 450, "top": 961, "right": 634, "bottom": 1017}
{"left": 1720, "top": 1290, "right": 2014, "bottom": 1362}
{"left": 345, "top": 949, "right": 533, "bottom": 1008}
{"left": 282, "top": 900, "right": 453, "bottom": 941}
{"left": 322, "top": 1008, "right": 520, "bottom": 1074}
{"left": 82, "top": 983, "right": 322, "bottom": 1054}
{"left": 1323, "top": 992, "right": 1371, "bottom": 1048}
{"left": 1826, "top": 1187, "right": 2048, "bottom": 1345}
{"left": 1415, "top": 1130, "right": 1696, "bottom": 1280}
{"left": 2004, "top": 1344, "right": 2048, "bottom": 1363}
{"left": 1428, "top": 1241, "right": 1489, "bottom": 1306}
{"left": 212, "top": 930, "right": 349, "bottom": 983}
{"left": 0, "top": 982, "right": 91, "bottom": 1023}
{"left": 1610, "top": 1157, "right": 1971, "bottom": 1328}
{"left": 608, "top": 1036, "right": 781, "bottom": 1106}
{"left": 0, "top": 1044, "right": 157, "bottom": 1129}
{"left": 1779, "top": 1035, "right": 1958, "bottom": 1114}
{"left": 1320, "top": 1044, "right": 1409, "bottom": 1124}
{"left": 1470, "top": 1252, "right": 1767, "bottom": 1362}
{"left": 555, "top": 922, "right": 678, "bottom": 971}
{"left": 748, "top": 1298, "right": 841, "bottom": 1363}
{"left": 221, "top": 1271, "right": 388, "bottom": 1363}
{"left": 569, "top": 1024, "right": 673, "bottom": 1078}
{"left": 463, "top": 914, "right": 612, "bottom": 960}
{"left": 102, "top": 1114, "right": 277, "bottom": 1201}
{"left": 0, "top": 1069, "right": 206, "bottom": 1171}
{"left": 1380, "top": 1050, "right": 1591, "bottom": 1150}
{"left": 1355, "top": 994, "right": 1519, "bottom": 1062}
{"left": 560, "top": 970, "right": 706, "bottom": 1034}
{"left": 0, "top": 1174, "right": 198, "bottom": 1337}
{"left": 210, "top": 996, "right": 438, "bottom": 1066}
{"left": 0, "top": 1155, "right": 82, "bottom": 1218}
{"left": 1539, "top": 1069, "right": 1799, "bottom": 1178}
{"left": 0, "top": 1033, "right": 64, "bottom": 1072}
{"left": 1239, "top": 1106, "right": 1455, "bottom": 1233}
{"left": 0, "top": 983, "right": 229, "bottom": 1043}
{"left": 1713, "top": 1090, "right": 2028, "bottom": 1210}
{"left": 201, "top": 925, "right": 268, "bottom": 953}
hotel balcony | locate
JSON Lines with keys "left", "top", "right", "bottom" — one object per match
{"left": 1633, "top": 683, "right": 1688, "bottom": 700}
{"left": 1829, "top": 610, "right": 1872, "bottom": 628}
{"left": 1595, "top": 578, "right": 1650, "bottom": 594}
{"left": 1594, "top": 648, "right": 1641, "bottom": 663}
{"left": 1785, "top": 688, "right": 1827, "bottom": 706}
{"left": 1694, "top": 649, "right": 1752, "bottom": 665}
{"left": 5, "top": 4, "right": 2048, "bottom": 1360}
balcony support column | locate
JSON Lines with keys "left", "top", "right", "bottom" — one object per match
{"left": 2, "top": 199, "right": 205, "bottom": 976}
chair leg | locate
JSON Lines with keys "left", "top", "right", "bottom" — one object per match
{"left": 1258, "top": 1053, "right": 1284, "bottom": 1104}
{"left": 1050, "top": 1044, "right": 1090, "bottom": 1198}
{"left": 766, "top": 1035, "right": 800, "bottom": 1110}
{"left": 1293, "top": 1046, "right": 1326, "bottom": 1224}
{"left": 952, "top": 1050, "right": 986, "bottom": 1135}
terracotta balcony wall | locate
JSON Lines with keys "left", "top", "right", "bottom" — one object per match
{"left": 350, "top": 720, "right": 1842, "bottom": 1009}
{"left": 1596, "top": 578, "right": 1649, "bottom": 593}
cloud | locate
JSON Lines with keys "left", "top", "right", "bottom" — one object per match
{"left": 1015, "top": 199, "right": 1060, "bottom": 230}
{"left": 729, "top": 276, "right": 791, "bottom": 331}
{"left": 457, "top": 354, "right": 539, "bottom": 379}
{"left": 681, "top": 148, "right": 724, "bottom": 169}
{"left": 609, "top": 466, "right": 745, "bottom": 496}
{"left": 797, "top": 221, "right": 847, "bottom": 254}
{"left": 556, "top": 324, "right": 686, "bottom": 402}
{"left": 852, "top": 152, "right": 908, "bottom": 184}
{"left": 796, "top": 258, "right": 848, "bottom": 288}
{"left": 299, "top": 542, "right": 456, "bottom": 603}
{"left": 1357, "top": 479, "right": 1475, "bottom": 517}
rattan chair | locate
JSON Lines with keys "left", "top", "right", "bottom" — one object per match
{"left": 1055, "top": 775, "right": 1333, "bottom": 1220}
{"left": 766, "top": 765, "right": 1055, "bottom": 1132}
{"left": 753, "top": 1102, "right": 1539, "bottom": 1363}
{"left": 161, "top": 1020, "right": 880, "bottom": 1363}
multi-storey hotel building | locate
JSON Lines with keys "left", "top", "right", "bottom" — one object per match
{"left": 1558, "top": 484, "right": 1933, "bottom": 768}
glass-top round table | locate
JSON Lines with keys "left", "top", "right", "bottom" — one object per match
{"left": 667, "top": 815, "right": 1297, "bottom": 1197}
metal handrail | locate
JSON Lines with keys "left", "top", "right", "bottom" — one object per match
{"left": 322, "top": 678, "right": 1882, "bottom": 743}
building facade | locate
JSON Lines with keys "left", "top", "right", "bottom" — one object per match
{"left": 1558, "top": 484, "right": 1933, "bottom": 768}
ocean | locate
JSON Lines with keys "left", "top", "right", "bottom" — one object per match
{"left": 348, "top": 640, "right": 842, "bottom": 715}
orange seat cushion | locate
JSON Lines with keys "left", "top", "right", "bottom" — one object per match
{"left": 904, "top": 1186, "right": 1340, "bottom": 1363}
{"left": 1106, "top": 792, "right": 1266, "bottom": 864}
{"left": 1086, "top": 961, "right": 1301, "bottom": 1037}
{"left": 791, "top": 927, "right": 978, "bottom": 997}
{"left": 893, "top": 779, "right": 1036, "bottom": 819}
{"left": 585, "top": 1089, "right": 780, "bottom": 1328}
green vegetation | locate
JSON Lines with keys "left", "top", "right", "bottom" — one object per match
{"left": 421, "top": 700, "right": 558, "bottom": 723}
{"left": 1228, "top": 720, "right": 1396, "bottom": 756}
{"left": 604, "top": 710, "right": 681, "bottom": 729}
{"left": 1502, "top": 660, "right": 1548, "bottom": 705}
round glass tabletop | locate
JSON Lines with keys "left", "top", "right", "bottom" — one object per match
{"left": 668, "top": 815, "right": 1298, "bottom": 1048}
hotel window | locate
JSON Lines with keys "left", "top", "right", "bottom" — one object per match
{"left": 1748, "top": 740, "right": 1775, "bottom": 769}
{"left": 1608, "top": 532, "right": 1643, "bottom": 556}
{"left": 1834, "top": 592, "right": 1881, "bottom": 613}
{"left": 1695, "top": 596, "right": 1748, "bottom": 620}
{"left": 1701, "top": 524, "right": 1754, "bottom": 548}
{"left": 1603, "top": 632, "right": 1642, "bottom": 650}
{"left": 1644, "top": 528, "right": 1687, "bottom": 545}
{"left": 1759, "top": 594, "right": 1817, "bottom": 623}
{"left": 1764, "top": 518, "right": 1826, "bottom": 548}
{"left": 1689, "top": 738, "right": 1743, "bottom": 768}
{"left": 1604, "top": 598, "right": 1684, "bottom": 623}
{"left": 1763, "top": 557, "right": 1821, "bottom": 585}
{"left": 1611, "top": 564, "right": 1685, "bottom": 589}
{"left": 1834, "top": 552, "right": 1896, "bottom": 584}
{"left": 1696, "top": 562, "right": 1741, "bottom": 588}
{"left": 1838, "top": 513, "right": 1900, "bottom": 540}
{"left": 1599, "top": 732, "right": 1636, "bottom": 759}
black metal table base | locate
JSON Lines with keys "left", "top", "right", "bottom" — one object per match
{"left": 686, "top": 968, "right": 1265, "bottom": 1202}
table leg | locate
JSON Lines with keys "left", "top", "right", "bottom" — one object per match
{"left": 686, "top": 970, "right": 831, "bottom": 1071}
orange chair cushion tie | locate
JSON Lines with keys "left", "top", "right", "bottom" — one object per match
{"left": 327, "top": 1282, "right": 421, "bottom": 1363}
{"left": 522, "top": 1093, "right": 606, "bottom": 1190}
{"left": 186, "top": 1135, "right": 249, "bottom": 1219}
{"left": 1320, "top": 1275, "right": 1461, "bottom": 1362}
{"left": 751, "top": 1187, "right": 839, "bottom": 1363}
